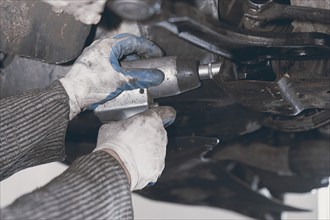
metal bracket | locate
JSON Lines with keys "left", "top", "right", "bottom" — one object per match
{"left": 94, "top": 89, "right": 149, "bottom": 122}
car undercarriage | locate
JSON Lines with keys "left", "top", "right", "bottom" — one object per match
{"left": 0, "top": 1, "right": 329, "bottom": 219}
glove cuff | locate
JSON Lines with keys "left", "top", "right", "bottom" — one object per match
{"left": 59, "top": 78, "right": 81, "bottom": 120}
{"left": 94, "top": 143, "right": 139, "bottom": 191}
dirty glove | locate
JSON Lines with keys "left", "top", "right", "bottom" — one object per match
{"left": 94, "top": 106, "right": 176, "bottom": 191}
{"left": 59, "top": 34, "right": 164, "bottom": 120}
{"left": 42, "top": 0, "right": 106, "bottom": 25}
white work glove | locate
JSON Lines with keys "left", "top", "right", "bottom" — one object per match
{"left": 59, "top": 34, "right": 164, "bottom": 120}
{"left": 94, "top": 106, "right": 176, "bottom": 191}
{"left": 42, "top": 0, "right": 106, "bottom": 25}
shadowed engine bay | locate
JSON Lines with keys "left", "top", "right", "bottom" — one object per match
{"left": 0, "top": 0, "right": 329, "bottom": 219}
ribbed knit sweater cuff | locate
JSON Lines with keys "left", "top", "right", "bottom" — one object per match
{"left": 1, "top": 151, "right": 133, "bottom": 220}
{"left": 0, "top": 81, "right": 69, "bottom": 181}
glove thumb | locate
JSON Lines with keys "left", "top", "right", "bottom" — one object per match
{"left": 149, "top": 106, "right": 176, "bottom": 127}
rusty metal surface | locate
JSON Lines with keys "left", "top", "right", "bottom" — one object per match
{"left": 0, "top": 1, "right": 91, "bottom": 64}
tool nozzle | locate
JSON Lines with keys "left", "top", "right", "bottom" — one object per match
{"left": 198, "top": 62, "right": 222, "bottom": 80}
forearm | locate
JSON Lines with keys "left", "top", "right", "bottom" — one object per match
{"left": 0, "top": 81, "right": 69, "bottom": 181}
{"left": 1, "top": 151, "right": 133, "bottom": 220}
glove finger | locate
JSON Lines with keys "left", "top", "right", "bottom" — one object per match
{"left": 110, "top": 35, "right": 163, "bottom": 73}
{"left": 112, "top": 34, "right": 163, "bottom": 58}
{"left": 123, "top": 68, "right": 164, "bottom": 90}
{"left": 148, "top": 106, "right": 176, "bottom": 127}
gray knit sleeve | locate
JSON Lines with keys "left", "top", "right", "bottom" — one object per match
{"left": 1, "top": 151, "right": 133, "bottom": 220}
{"left": 0, "top": 81, "right": 69, "bottom": 181}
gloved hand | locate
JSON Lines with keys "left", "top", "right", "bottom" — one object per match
{"left": 94, "top": 106, "right": 176, "bottom": 191}
{"left": 59, "top": 34, "right": 164, "bottom": 120}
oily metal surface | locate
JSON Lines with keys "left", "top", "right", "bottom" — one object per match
{"left": 0, "top": 1, "right": 91, "bottom": 64}
{"left": 144, "top": 2, "right": 330, "bottom": 64}
{"left": 210, "top": 57, "right": 330, "bottom": 117}
{"left": 244, "top": 0, "right": 330, "bottom": 27}
{"left": 217, "top": 76, "right": 330, "bottom": 116}
{"left": 262, "top": 109, "right": 330, "bottom": 132}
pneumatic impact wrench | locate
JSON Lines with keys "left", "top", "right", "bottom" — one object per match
{"left": 94, "top": 56, "right": 221, "bottom": 122}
